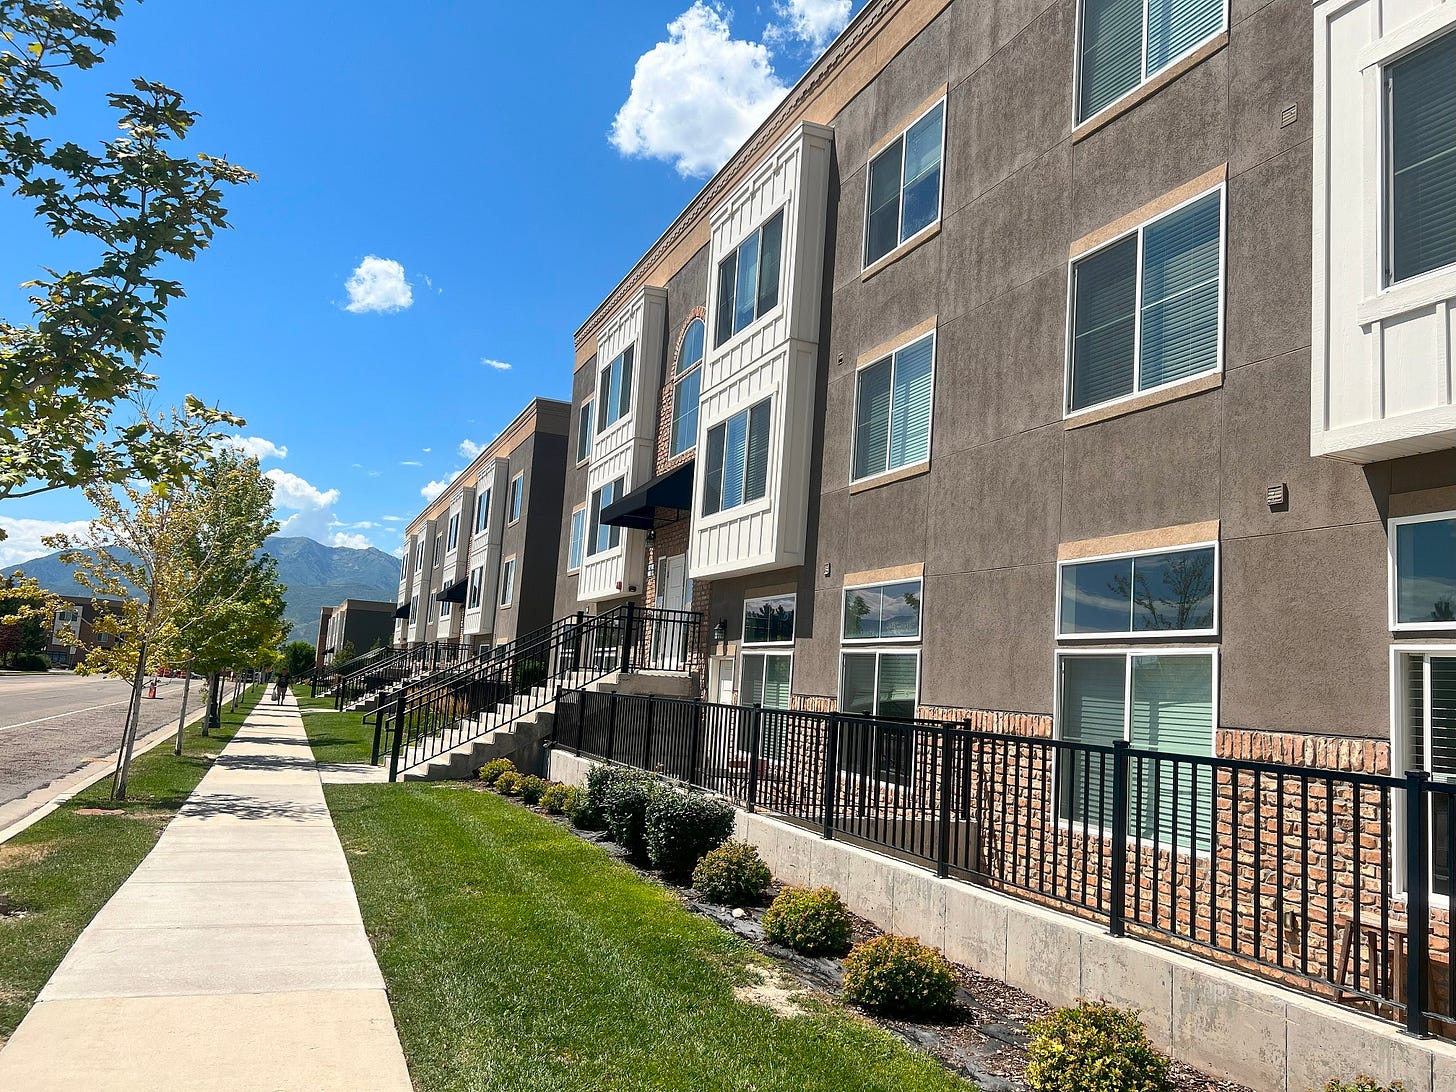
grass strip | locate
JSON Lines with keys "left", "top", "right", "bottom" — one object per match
{"left": 298, "top": 704, "right": 380, "bottom": 765}
{"left": 326, "top": 782, "right": 975, "bottom": 1092}
{"left": 0, "top": 685, "right": 264, "bottom": 1041}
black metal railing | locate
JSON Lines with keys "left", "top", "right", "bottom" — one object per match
{"left": 309, "top": 644, "right": 396, "bottom": 698}
{"left": 383, "top": 603, "right": 703, "bottom": 780}
{"left": 553, "top": 690, "right": 1456, "bottom": 1040}
{"left": 333, "top": 640, "right": 473, "bottom": 710}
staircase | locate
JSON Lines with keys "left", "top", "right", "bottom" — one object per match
{"left": 383, "top": 604, "right": 702, "bottom": 782}
{"left": 332, "top": 641, "right": 474, "bottom": 711}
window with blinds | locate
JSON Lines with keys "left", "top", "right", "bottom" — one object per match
{"left": 702, "top": 398, "right": 772, "bottom": 516}
{"left": 568, "top": 508, "right": 586, "bottom": 572}
{"left": 1057, "top": 652, "right": 1215, "bottom": 852}
{"left": 1404, "top": 652, "right": 1456, "bottom": 896}
{"left": 475, "top": 488, "right": 491, "bottom": 534}
{"left": 1389, "top": 31, "right": 1456, "bottom": 284}
{"left": 864, "top": 100, "right": 946, "bottom": 267}
{"left": 838, "top": 651, "right": 918, "bottom": 783}
{"left": 741, "top": 652, "right": 792, "bottom": 710}
{"left": 1069, "top": 189, "right": 1222, "bottom": 413}
{"left": 1076, "top": 0, "right": 1225, "bottom": 122}
{"left": 1392, "top": 513, "right": 1456, "bottom": 628}
{"left": 597, "top": 346, "right": 634, "bottom": 433}
{"left": 715, "top": 211, "right": 785, "bottom": 346}
{"left": 588, "top": 478, "right": 624, "bottom": 556}
{"left": 853, "top": 332, "right": 935, "bottom": 481}
{"left": 671, "top": 319, "right": 705, "bottom": 458}
{"left": 1059, "top": 545, "right": 1216, "bottom": 636}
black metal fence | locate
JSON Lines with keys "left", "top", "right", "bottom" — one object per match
{"left": 333, "top": 641, "right": 474, "bottom": 710}
{"left": 553, "top": 690, "right": 1456, "bottom": 1039}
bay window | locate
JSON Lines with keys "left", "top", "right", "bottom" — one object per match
{"left": 853, "top": 331, "right": 934, "bottom": 481}
{"left": 1076, "top": 0, "right": 1226, "bottom": 122}
{"left": 466, "top": 566, "right": 483, "bottom": 610}
{"left": 715, "top": 211, "right": 784, "bottom": 346}
{"left": 703, "top": 399, "right": 771, "bottom": 516}
{"left": 447, "top": 512, "right": 459, "bottom": 552}
{"left": 588, "top": 479, "right": 625, "bottom": 556}
{"left": 864, "top": 99, "right": 945, "bottom": 267}
{"left": 597, "top": 347, "right": 635, "bottom": 432}
{"left": 474, "top": 488, "right": 491, "bottom": 535}
{"left": 1387, "top": 30, "right": 1456, "bottom": 284}
{"left": 1068, "top": 188, "right": 1223, "bottom": 414}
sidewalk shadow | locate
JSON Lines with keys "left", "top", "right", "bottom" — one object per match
{"left": 178, "top": 793, "right": 329, "bottom": 823}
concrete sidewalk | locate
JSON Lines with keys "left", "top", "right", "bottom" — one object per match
{"left": 0, "top": 692, "right": 412, "bottom": 1091}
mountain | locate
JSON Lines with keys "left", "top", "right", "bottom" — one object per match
{"left": 7, "top": 535, "right": 401, "bottom": 643}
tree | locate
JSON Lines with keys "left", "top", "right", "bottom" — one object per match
{"left": 0, "top": 574, "right": 58, "bottom": 667}
{"left": 282, "top": 641, "right": 315, "bottom": 679}
{"left": 0, "top": 4, "right": 254, "bottom": 536}
{"left": 330, "top": 640, "right": 357, "bottom": 675}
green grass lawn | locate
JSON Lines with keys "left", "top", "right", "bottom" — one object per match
{"left": 0, "top": 685, "right": 265, "bottom": 1040}
{"left": 327, "top": 783, "right": 975, "bottom": 1092}
{"left": 298, "top": 704, "right": 381, "bottom": 765}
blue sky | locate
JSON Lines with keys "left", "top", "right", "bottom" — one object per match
{"left": 0, "top": 0, "right": 858, "bottom": 563}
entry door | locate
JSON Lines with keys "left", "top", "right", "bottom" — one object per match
{"left": 653, "top": 554, "right": 692, "bottom": 668}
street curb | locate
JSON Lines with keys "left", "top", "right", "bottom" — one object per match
{"left": 0, "top": 700, "right": 209, "bottom": 846}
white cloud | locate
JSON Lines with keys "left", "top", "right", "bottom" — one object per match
{"left": 329, "top": 532, "right": 372, "bottom": 550}
{"left": 264, "top": 469, "right": 341, "bottom": 539}
{"left": 343, "top": 255, "right": 413, "bottom": 314}
{"left": 218, "top": 435, "right": 288, "bottom": 461}
{"left": 399, "top": 460, "right": 423, "bottom": 468}
{"left": 482, "top": 358, "right": 512, "bottom": 371}
{"left": 0, "top": 517, "right": 92, "bottom": 567}
{"left": 381, "top": 515, "right": 404, "bottom": 523}
{"left": 419, "top": 469, "right": 464, "bottom": 503}
{"left": 422, "top": 448, "right": 432, "bottom": 454}
{"left": 610, "top": 3, "right": 787, "bottom": 178}
{"left": 768, "top": 0, "right": 852, "bottom": 50}
{"left": 458, "top": 439, "right": 485, "bottom": 460}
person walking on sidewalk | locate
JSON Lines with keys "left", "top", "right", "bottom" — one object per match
{"left": 273, "top": 672, "right": 289, "bottom": 703}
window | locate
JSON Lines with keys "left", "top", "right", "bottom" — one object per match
{"left": 741, "top": 593, "right": 796, "bottom": 712}
{"left": 467, "top": 566, "right": 483, "bottom": 610}
{"left": 853, "top": 332, "right": 935, "bottom": 481}
{"left": 432, "top": 536, "right": 441, "bottom": 568}
{"left": 499, "top": 557, "right": 516, "bottom": 606}
{"left": 842, "top": 579, "right": 922, "bottom": 642}
{"left": 508, "top": 473, "right": 524, "bottom": 523}
{"left": 838, "top": 651, "right": 919, "bottom": 784}
{"left": 588, "top": 478, "right": 625, "bottom": 556}
{"left": 568, "top": 507, "right": 586, "bottom": 572}
{"left": 1068, "top": 188, "right": 1223, "bottom": 414}
{"left": 409, "top": 595, "right": 418, "bottom": 623}
{"left": 1075, "top": 0, "right": 1225, "bottom": 122}
{"left": 743, "top": 593, "right": 796, "bottom": 645}
{"left": 447, "top": 512, "right": 460, "bottom": 552}
{"left": 1388, "top": 31, "right": 1456, "bottom": 284}
{"left": 413, "top": 541, "right": 424, "bottom": 574}
{"left": 715, "top": 210, "right": 784, "bottom": 346}
{"left": 440, "top": 596, "right": 451, "bottom": 619}
{"left": 741, "top": 654, "right": 793, "bottom": 710}
{"left": 1056, "top": 651, "right": 1216, "bottom": 851}
{"left": 1058, "top": 545, "right": 1217, "bottom": 638}
{"left": 671, "top": 319, "right": 705, "bottom": 458}
{"left": 577, "top": 398, "right": 594, "bottom": 462}
{"left": 1400, "top": 652, "right": 1456, "bottom": 898}
{"left": 597, "top": 347, "right": 635, "bottom": 432}
{"left": 703, "top": 399, "right": 771, "bottom": 516}
{"left": 1391, "top": 512, "right": 1456, "bottom": 629}
{"left": 475, "top": 489, "right": 491, "bottom": 535}
{"left": 864, "top": 100, "right": 945, "bottom": 267}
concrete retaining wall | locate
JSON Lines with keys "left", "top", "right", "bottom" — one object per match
{"left": 543, "top": 748, "right": 1456, "bottom": 1091}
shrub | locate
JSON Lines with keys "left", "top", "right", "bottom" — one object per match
{"left": 518, "top": 775, "right": 548, "bottom": 806}
{"left": 12, "top": 654, "right": 49, "bottom": 671}
{"left": 842, "top": 934, "right": 957, "bottom": 1017}
{"left": 601, "top": 769, "right": 662, "bottom": 862}
{"left": 584, "top": 764, "right": 616, "bottom": 815}
{"left": 645, "top": 790, "right": 735, "bottom": 878}
{"left": 761, "top": 887, "right": 853, "bottom": 957}
{"left": 1025, "top": 1000, "right": 1170, "bottom": 1092}
{"left": 564, "top": 784, "right": 602, "bottom": 830}
{"left": 477, "top": 758, "right": 515, "bottom": 786}
{"left": 494, "top": 771, "right": 522, "bottom": 796}
{"left": 539, "top": 782, "right": 572, "bottom": 815}
{"left": 692, "top": 841, "right": 772, "bottom": 905}
{"left": 1318, "top": 1082, "right": 1405, "bottom": 1092}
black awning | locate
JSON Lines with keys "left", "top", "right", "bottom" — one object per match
{"left": 435, "top": 580, "right": 468, "bottom": 604}
{"left": 394, "top": 602, "right": 410, "bottom": 618}
{"left": 601, "top": 460, "right": 695, "bottom": 530}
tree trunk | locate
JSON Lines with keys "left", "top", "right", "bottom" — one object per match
{"left": 204, "top": 672, "right": 219, "bottom": 736}
{"left": 173, "top": 662, "right": 194, "bottom": 756}
{"left": 112, "top": 638, "right": 148, "bottom": 800}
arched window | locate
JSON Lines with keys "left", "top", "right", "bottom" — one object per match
{"left": 670, "top": 317, "right": 705, "bottom": 457}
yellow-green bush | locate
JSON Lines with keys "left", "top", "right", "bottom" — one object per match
{"left": 692, "top": 840, "right": 771, "bottom": 905}
{"left": 1025, "top": 1000, "right": 1169, "bottom": 1092}
{"left": 761, "top": 886, "right": 852, "bottom": 957}
{"left": 518, "top": 775, "right": 548, "bottom": 806}
{"left": 494, "top": 771, "right": 522, "bottom": 796}
{"left": 539, "top": 782, "right": 572, "bottom": 814}
{"left": 477, "top": 758, "right": 515, "bottom": 786}
{"left": 841, "top": 934, "right": 956, "bottom": 1017}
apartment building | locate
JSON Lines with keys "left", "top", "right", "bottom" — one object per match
{"left": 316, "top": 599, "right": 395, "bottom": 669}
{"left": 397, "top": 399, "right": 570, "bottom": 649}
{"left": 557, "top": 0, "right": 1456, "bottom": 828}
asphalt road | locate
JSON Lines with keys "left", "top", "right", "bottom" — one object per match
{"left": 0, "top": 673, "right": 196, "bottom": 807}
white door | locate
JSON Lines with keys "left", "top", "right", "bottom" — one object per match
{"left": 653, "top": 554, "right": 692, "bottom": 668}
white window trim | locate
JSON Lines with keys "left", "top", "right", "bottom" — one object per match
{"left": 850, "top": 329, "right": 937, "bottom": 485}
{"left": 507, "top": 472, "right": 525, "bottom": 525}
{"left": 587, "top": 478, "right": 627, "bottom": 559}
{"left": 1388, "top": 510, "right": 1456, "bottom": 632}
{"left": 741, "top": 593, "right": 797, "bottom": 649}
{"left": 861, "top": 97, "right": 947, "bottom": 271}
{"left": 499, "top": 555, "right": 517, "bottom": 607}
{"left": 1062, "top": 182, "right": 1227, "bottom": 420}
{"left": 567, "top": 504, "right": 587, "bottom": 575}
{"left": 1071, "top": 0, "right": 1229, "bottom": 129}
{"left": 840, "top": 577, "right": 924, "bottom": 645}
{"left": 738, "top": 649, "right": 795, "bottom": 711}
{"left": 446, "top": 511, "right": 461, "bottom": 554}
{"left": 473, "top": 489, "right": 492, "bottom": 538}
{"left": 1055, "top": 539, "right": 1220, "bottom": 640}
{"left": 597, "top": 348, "right": 635, "bottom": 434}
{"left": 466, "top": 565, "right": 484, "bottom": 612}
{"left": 1052, "top": 646, "right": 1220, "bottom": 857}
{"left": 577, "top": 396, "right": 594, "bottom": 465}
{"left": 699, "top": 397, "right": 774, "bottom": 522}
{"left": 1389, "top": 643, "right": 1456, "bottom": 907}
{"left": 836, "top": 647, "right": 923, "bottom": 790}
{"left": 711, "top": 204, "right": 789, "bottom": 354}
{"left": 670, "top": 321, "right": 705, "bottom": 460}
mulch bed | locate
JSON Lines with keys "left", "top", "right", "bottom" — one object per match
{"left": 473, "top": 781, "right": 1249, "bottom": 1092}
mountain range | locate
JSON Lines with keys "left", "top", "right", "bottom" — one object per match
{"left": 7, "top": 535, "right": 401, "bottom": 643}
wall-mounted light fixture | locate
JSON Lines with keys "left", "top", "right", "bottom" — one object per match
{"left": 712, "top": 618, "right": 727, "bottom": 653}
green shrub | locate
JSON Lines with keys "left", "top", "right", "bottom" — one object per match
{"left": 477, "top": 758, "right": 516, "bottom": 786}
{"left": 761, "top": 887, "right": 853, "bottom": 957}
{"left": 601, "top": 769, "right": 662, "bottom": 862}
{"left": 584, "top": 764, "right": 616, "bottom": 814}
{"left": 539, "top": 782, "right": 572, "bottom": 815}
{"left": 494, "top": 771, "right": 522, "bottom": 796}
{"left": 12, "top": 654, "right": 49, "bottom": 671}
{"left": 842, "top": 934, "right": 957, "bottom": 1017}
{"left": 564, "top": 785, "right": 600, "bottom": 829}
{"left": 692, "top": 840, "right": 772, "bottom": 905}
{"left": 518, "top": 775, "right": 548, "bottom": 806}
{"left": 643, "top": 790, "right": 735, "bottom": 878}
{"left": 1317, "top": 1082, "right": 1405, "bottom": 1092}
{"left": 1025, "top": 1000, "right": 1170, "bottom": 1092}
